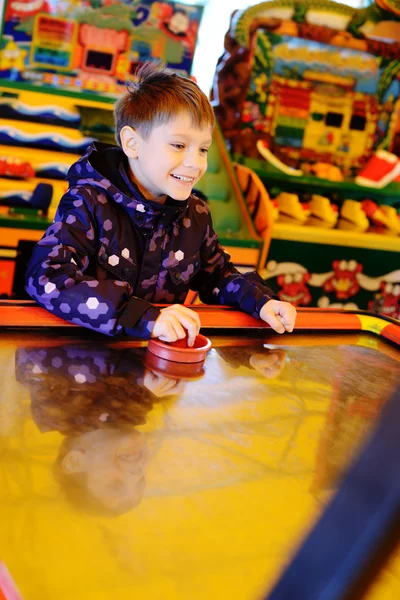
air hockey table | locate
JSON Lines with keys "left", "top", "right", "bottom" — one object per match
{"left": 0, "top": 302, "right": 399, "bottom": 600}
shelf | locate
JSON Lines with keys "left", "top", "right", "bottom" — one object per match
{"left": 0, "top": 79, "right": 115, "bottom": 110}
{"left": 271, "top": 222, "right": 400, "bottom": 252}
{"left": 234, "top": 155, "right": 400, "bottom": 205}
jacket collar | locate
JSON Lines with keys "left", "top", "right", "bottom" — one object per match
{"left": 67, "top": 142, "right": 190, "bottom": 223}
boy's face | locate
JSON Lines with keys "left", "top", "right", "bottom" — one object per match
{"left": 122, "top": 112, "right": 213, "bottom": 202}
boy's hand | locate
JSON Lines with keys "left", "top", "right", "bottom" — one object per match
{"left": 260, "top": 299, "right": 297, "bottom": 334}
{"left": 151, "top": 304, "right": 201, "bottom": 347}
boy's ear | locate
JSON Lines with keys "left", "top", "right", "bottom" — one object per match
{"left": 120, "top": 125, "right": 140, "bottom": 158}
{"left": 62, "top": 449, "right": 86, "bottom": 474}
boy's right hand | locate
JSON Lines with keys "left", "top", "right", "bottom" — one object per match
{"left": 151, "top": 304, "right": 201, "bottom": 347}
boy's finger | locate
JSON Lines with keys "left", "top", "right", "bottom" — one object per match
{"left": 178, "top": 305, "right": 201, "bottom": 330}
{"left": 170, "top": 319, "right": 186, "bottom": 340}
{"left": 278, "top": 317, "right": 292, "bottom": 333}
{"left": 185, "top": 321, "right": 199, "bottom": 347}
{"left": 277, "top": 308, "right": 294, "bottom": 321}
{"left": 169, "top": 313, "right": 199, "bottom": 346}
{"left": 280, "top": 318, "right": 294, "bottom": 332}
{"left": 265, "top": 312, "right": 285, "bottom": 334}
{"left": 278, "top": 312, "right": 295, "bottom": 331}
{"left": 159, "top": 320, "right": 183, "bottom": 342}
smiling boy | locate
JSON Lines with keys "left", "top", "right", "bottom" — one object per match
{"left": 26, "top": 63, "right": 296, "bottom": 344}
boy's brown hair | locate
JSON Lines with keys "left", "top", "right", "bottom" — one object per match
{"left": 114, "top": 62, "right": 215, "bottom": 146}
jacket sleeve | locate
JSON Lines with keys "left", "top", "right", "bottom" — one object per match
{"left": 191, "top": 206, "right": 278, "bottom": 318}
{"left": 25, "top": 187, "right": 160, "bottom": 338}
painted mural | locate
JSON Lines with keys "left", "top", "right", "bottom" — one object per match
{"left": 262, "top": 256, "right": 400, "bottom": 319}
{"left": 0, "top": 0, "right": 203, "bottom": 96}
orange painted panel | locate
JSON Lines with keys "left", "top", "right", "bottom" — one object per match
{"left": 0, "top": 227, "right": 44, "bottom": 247}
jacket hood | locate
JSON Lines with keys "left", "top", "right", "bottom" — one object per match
{"left": 67, "top": 142, "right": 189, "bottom": 220}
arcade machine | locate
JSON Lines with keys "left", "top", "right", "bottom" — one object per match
{"left": 212, "top": 0, "right": 400, "bottom": 318}
{"left": 0, "top": 0, "right": 264, "bottom": 299}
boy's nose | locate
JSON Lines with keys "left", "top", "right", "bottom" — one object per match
{"left": 183, "top": 151, "right": 205, "bottom": 170}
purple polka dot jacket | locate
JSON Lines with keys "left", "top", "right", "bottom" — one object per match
{"left": 26, "top": 143, "right": 275, "bottom": 338}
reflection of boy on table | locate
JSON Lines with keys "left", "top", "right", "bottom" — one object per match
{"left": 15, "top": 345, "right": 187, "bottom": 515}
{"left": 216, "top": 346, "right": 287, "bottom": 380}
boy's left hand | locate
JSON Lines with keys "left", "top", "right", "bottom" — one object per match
{"left": 260, "top": 299, "right": 297, "bottom": 334}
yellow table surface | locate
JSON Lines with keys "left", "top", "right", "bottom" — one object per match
{"left": 0, "top": 331, "right": 399, "bottom": 600}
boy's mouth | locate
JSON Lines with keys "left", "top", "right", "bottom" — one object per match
{"left": 171, "top": 174, "right": 195, "bottom": 183}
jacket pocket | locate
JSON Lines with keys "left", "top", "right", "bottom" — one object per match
{"left": 168, "top": 253, "right": 201, "bottom": 286}
{"left": 97, "top": 245, "right": 136, "bottom": 282}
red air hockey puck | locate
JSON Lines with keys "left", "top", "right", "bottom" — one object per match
{"left": 147, "top": 333, "right": 212, "bottom": 364}
{"left": 143, "top": 351, "right": 206, "bottom": 380}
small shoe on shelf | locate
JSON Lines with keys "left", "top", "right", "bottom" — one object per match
{"left": 337, "top": 199, "right": 369, "bottom": 232}
{"left": 275, "top": 192, "right": 310, "bottom": 225}
{"left": 306, "top": 195, "right": 339, "bottom": 228}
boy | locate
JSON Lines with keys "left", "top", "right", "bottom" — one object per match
{"left": 26, "top": 63, "right": 296, "bottom": 346}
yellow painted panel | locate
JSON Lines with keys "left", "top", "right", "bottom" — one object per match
{"left": 0, "top": 248, "right": 17, "bottom": 258}
{"left": 0, "top": 85, "right": 114, "bottom": 111}
{"left": 272, "top": 222, "right": 400, "bottom": 251}
{"left": 0, "top": 145, "right": 79, "bottom": 169}
{"left": 0, "top": 118, "right": 91, "bottom": 141}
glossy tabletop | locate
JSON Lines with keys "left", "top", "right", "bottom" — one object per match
{"left": 0, "top": 307, "right": 399, "bottom": 600}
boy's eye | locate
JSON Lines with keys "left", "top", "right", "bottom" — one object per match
{"left": 172, "top": 143, "right": 185, "bottom": 149}
{"left": 200, "top": 148, "right": 209, "bottom": 155}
